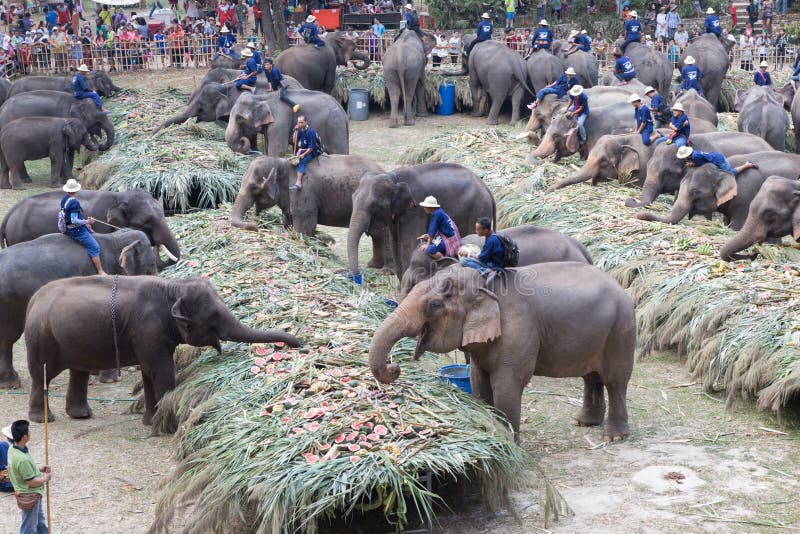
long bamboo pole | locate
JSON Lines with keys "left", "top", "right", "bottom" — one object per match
{"left": 43, "top": 363, "right": 51, "bottom": 533}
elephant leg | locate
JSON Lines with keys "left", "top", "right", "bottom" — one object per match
{"left": 603, "top": 378, "right": 630, "bottom": 441}
{"left": 573, "top": 372, "right": 606, "bottom": 427}
{"left": 147, "top": 365, "right": 177, "bottom": 426}
{"left": 489, "top": 367, "right": 527, "bottom": 444}
{"left": 386, "top": 73, "right": 401, "bottom": 128}
{"left": 98, "top": 368, "right": 121, "bottom": 382}
{"left": 27, "top": 356, "right": 55, "bottom": 423}
{"left": 19, "top": 162, "right": 32, "bottom": 184}
{"left": 366, "top": 230, "right": 387, "bottom": 269}
{"left": 415, "top": 75, "right": 428, "bottom": 118}
{"left": 65, "top": 370, "right": 93, "bottom": 419}
{"left": 470, "top": 364, "right": 493, "bottom": 406}
{"left": 50, "top": 152, "right": 63, "bottom": 188}
{"left": 290, "top": 207, "right": 318, "bottom": 237}
{"left": 469, "top": 79, "right": 482, "bottom": 117}
{"left": 0, "top": 154, "right": 10, "bottom": 189}
{"left": 403, "top": 73, "right": 417, "bottom": 126}
{"left": 486, "top": 93, "right": 503, "bottom": 126}
{"left": 141, "top": 373, "right": 156, "bottom": 426}
{"left": 510, "top": 85, "right": 525, "bottom": 125}
{"left": 0, "top": 338, "right": 21, "bottom": 389}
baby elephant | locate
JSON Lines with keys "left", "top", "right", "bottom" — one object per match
{"left": 0, "top": 117, "right": 99, "bottom": 190}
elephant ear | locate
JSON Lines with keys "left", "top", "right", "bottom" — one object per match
{"left": 107, "top": 201, "right": 128, "bottom": 226}
{"left": 61, "top": 120, "right": 80, "bottom": 146}
{"left": 390, "top": 182, "right": 415, "bottom": 216}
{"left": 118, "top": 239, "right": 151, "bottom": 275}
{"left": 715, "top": 172, "right": 739, "bottom": 206}
{"left": 253, "top": 104, "right": 274, "bottom": 128}
{"left": 171, "top": 297, "right": 191, "bottom": 342}
{"left": 734, "top": 89, "right": 746, "bottom": 112}
{"left": 618, "top": 145, "right": 641, "bottom": 177}
{"left": 564, "top": 127, "right": 580, "bottom": 154}
{"left": 461, "top": 287, "right": 501, "bottom": 347}
{"left": 214, "top": 96, "right": 233, "bottom": 120}
{"left": 792, "top": 190, "right": 800, "bottom": 241}
{"left": 263, "top": 167, "right": 279, "bottom": 200}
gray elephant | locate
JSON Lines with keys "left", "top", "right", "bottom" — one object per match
{"left": 225, "top": 90, "right": 348, "bottom": 155}
{"left": 598, "top": 75, "right": 650, "bottom": 95}
{"left": 625, "top": 132, "right": 773, "bottom": 208}
{"left": 617, "top": 43, "right": 673, "bottom": 94}
{"left": 274, "top": 34, "right": 370, "bottom": 94}
{"left": 525, "top": 49, "right": 563, "bottom": 93}
{"left": 9, "top": 72, "right": 122, "bottom": 98}
{"left": 0, "top": 78, "right": 10, "bottom": 107}
{"left": 736, "top": 86, "right": 789, "bottom": 151}
{"left": 0, "top": 190, "right": 181, "bottom": 268}
{"left": 210, "top": 44, "right": 248, "bottom": 69}
{"left": 636, "top": 152, "right": 800, "bottom": 229}
{"left": 0, "top": 229, "right": 156, "bottom": 389}
{"left": 467, "top": 39, "right": 532, "bottom": 125}
{"left": 791, "top": 90, "right": 800, "bottom": 154}
{"left": 774, "top": 82, "right": 795, "bottom": 111}
{"left": 678, "top": 33, "right": 734, "bottom": 110}
{"left": 552, "top": 42, "right": 599, "bottom": 88}
{"left": 382, "top": 30, "right": 436, "bottom": 127}
{"left": 0, "top": 91, "right": 114, "bottom": 152}
{"left": 25, "top": 275, "right": 302, "bottom": 424}
{"left": 347, "top": 163, "right": 495, "bottom": 280}
{"left": 397, "top": 224, "right": 593, "bottom": 299}
{"left": 720, "top": 176, "right": 800, "bottom": 260}
{"left": 674, "top": 89, "right": 718, "bottom": 126}
{"left": 230, "top": 155, "right": 391, "bottom": 269}
{"left": 369, "top": 264, "right": 636, "bottom": 443}
{"left": 0, "top": 117, "right": 99, "bottom": 190}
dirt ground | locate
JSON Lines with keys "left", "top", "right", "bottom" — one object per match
{"left": 1, "top": 69, "right": 799, "bottom": 533}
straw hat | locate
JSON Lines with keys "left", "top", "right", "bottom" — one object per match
{"left": 581, "top": 29, "right": 587, "bottom": 34}
{"left": 539, "top": 19, "right": 549, "bottom": 26}
{"left": 644, "top": 85, "right": 655, "bottom": 94}
{"left": 220, "top": 26, "right": 230, "bottom": 32}
{"left": 569, "top": 29, "right": 578, "bottom": 37}
{"left": 63, "top": 179, "right": 81, "bottom": 193}
{"left": 241, "top": 48, "right": 253, "bottom": 57}
{"left": 1, "top": 424, "right": 12, "bottom": 440}
{"left": 684, "top": 55, "right": 696, "bottom": 64}
{"left": 676, "top": 146, "right": 694, "bottom": 159}
{"left": 628, "top": 93, "right": 642, "bottom": 103}
{"left": 760, "top": 60, "right": 769, "bottom": 68}
{"left": 306, "top": 14, "right": 316, "bottom": 23}
{"left": 246, "top": 42, "right": 257, "bottom": 49}
{"left": 405, "top": 3, "right": 413, "bottom": 9}
{"left": 630, "top": 10, "right": 638, "bottom": 17}
{"left": 565, "top": 67, "right": 576, "bottom": 75}
{"left": 77, "top": 63, "right": 90, "bottom": 72}
{"left": 706, "top": 7, "right": 715, "bottom": 14}
{"left": 419, "top": 196, "right": 440, "bottom": 208}
{"left": 672, "top": 102, "right": 685, "bottom": 112}
{"left": 569, "top": 85, "right": 584, "bottom": 96}
{"left": 481, "top": 12, "right": 490, "bottom": 19}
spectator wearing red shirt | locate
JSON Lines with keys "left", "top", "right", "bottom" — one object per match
{"left": 253, "top": 3, "right": 262, "bottom": 35}
{"left": 56, "top": 3, "right": 70, "bottom": 27}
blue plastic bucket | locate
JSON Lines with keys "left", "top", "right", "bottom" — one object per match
{"left": 348, "top": 88, "right": 369, "bottom": 121}
{"left": 437, "top": 364, "right": 471, "bottom": 394}
{"left": 435, "top": 82, "right": 455, "bottom": 116}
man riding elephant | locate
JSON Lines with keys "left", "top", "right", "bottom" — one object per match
{"left": 215, "top": 26, "right": 237, "bottom": 59}
{"left": 464, "top": 12, "right": 493, "bottom": 58}
{"left": 529, "top": 67, "right": 578, "bottom": 109}
{"left": 72, "top": 64, "right": 106, "bottom": 113}
{"left": 290, "top": 115, "right": 323, "bottom": 190}
{"left": 677, "top": 146, "right": 758, "bottom": 177}
{"left": 566, "top": 85, "right": 589, "bottom": 147}
{"left": 264, "top": 58, "right": 300, "bottom": 112}
{"left": 630, "top": 93, "right": 655, "bottom": 146}
{"left": 399, "top": 4, "right": 422, "bottom": 40}
{"left": 655, "top": 102, "right": 690, "bottom": 147}
{"left": 297, "top": 15, "right": 324, "bottom": 48}
{"left": 418, "top": 196, "right": 461, "bottom": 260}
{"left": 565, "top": 29, "right": 592, "bottom": 56}
{"left": 679, "top": 56, "right": 704, "bottom": 96}
{"left": 703, "top": 8, "right": 722, "bottom": 39}
{"left": 527, "top": 19, "right": 553, "bottom": 56}
{"left": 621, "top": 11, "right": 642, "bottom": 53}
{"left": 232, "top": 48, "right": 258, "bottom": 94}
{"left": 644, "top": 86, "right": 668, "bottom": 127}
{"left": 613, "top": 48, "right": 637, "bottom": 84}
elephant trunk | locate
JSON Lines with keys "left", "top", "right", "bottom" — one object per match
{"left": 547, "top": 156, "right": 598, "bottom": 191}
{"left": 151, "top": 222, "right": 181, "bottom": 267}
{"left": 83, "top": 133, "right": 99, "bottom": 152}
{"left": 351, "top": 51, "right": 370, "bottom": 70}
{"left": 635, "top": 188, "right": 692, "bottom": 224}
{"left": 347, "top": 212, "right": 370, "bottom": 276}
{"left": 154, "top": 104, "right": 197, "bottom": 134}
{"left": 369, "top": 302, "right": 423, "bottom": 384}
{"left": 218, "top": 311, "right": 302, "bottom": 347}
{"left": 230, "top": 192, "right": 258, "bottom": 231}
{"left": 225, "top": 119, "right": 250, "bottom": 153}
{"left": 626, "top": 175, "right": 662, "bottom": 208}
{"left": 98, "top": 118, "right": 115, "bottom": 151}
{"left": 528, "top": 131, "right": 556, "bottom": 163}
{"left": 720, "top": 221, "right": 766, "bottom": 261}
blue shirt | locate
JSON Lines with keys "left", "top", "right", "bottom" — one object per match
{"left": 0, "top": 441, "right": 12, "bottom": 492}
{"left": 690, "top": 150, "right": 727, "bottom": 167}
{"left": 552, "top": 74, "right": 579, "bottom": 96}
{"left": 72, "top": 72, "right": 90, "bottom": 94}
{"left": 217, "top": 33, "right": 235, "bottom": 50}
{"left": 681, "top": 65, "right": 703, "bottom": 91}
{"left": 61, "top": 195, "right": 87, "bottom": 233}
{"left": 264, "top": 66, "right": 284, "bottom": 90}
{"left": 635, "top": 105, "right": 653, "bottom": 128}
{"left": 426, "top": 208, "right": 455, "bottom": 239}
{"left": 476, "top": 20, "right": 493, "bottom": 40}
{"left": 404, "top": 11, "right": 419, "bottom": 30}
{"left": 45, "top": 10, "right": 57, "bottom": 28}
{"left": 533, "top": 28, "right": 553, "bottom": 48}
{"left": 704, "top": 14, "right": 721, "bottom": 35}
{"left": 624, "top": 19, "right": 641, "bottom": 42}
{"left": 479, "top": 233, "right": 504, "bottom": 268}
{"left": 671, "top": 112, "right": 690, "bottom": 138}
{"left": 243, "top": 57, "right": 259, "bottom": 77}
{"left": 297, "top": 126, "right": 317, "bottom": 153}
{"left": 576, "top": 33, "right": 591, "bottom": 51}
{"left": 568, "top": 92, "right": 589, "bottom": 116}
{"left": 298, "top": 22, "right": 320, "bottom": 39}
{"left": 754, "top": 70, "right": 772, "bottom": 86}
{"left": 372, "top": 23, "right": 386, "bottom": 37}
{"left": 252, "top": 49, "right": 263, "bottom": 71}
{"left": 614, "top": 56, "right": 636, "bottom": 79}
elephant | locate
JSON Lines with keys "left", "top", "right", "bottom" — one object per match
{"left": 274, "top": 34, "right": 370, "bottom": 94}
{"left": 397, "top": 224, "right": 593, "bottom": 300}
{"left": 616, "top": 42, "right": 673, "bottom": 94}
{"left": 552, "top": 42, "right": 599, "bottom": 88}
{"left": 529, "top": 101, "right": 633, "bottom": 163}
{"left": 0, "top": 78, "right": 11, "bottom": 106}
{"left": 467, "top": 39, "right": 533, "bottom": 125}
{"left": 195, "top": 67, "right": 275, "bottom": 95}
{"left": 0, "top": 91, "right": 114, "bottom": 151}
{"left": 635, "top": 152, "right": 800, "bottom": 230}
{"left": 599, "top": 74, "right": 650, "bottom": 95}
{"left": 791, "top": 90, "right": 800, "bottom": 155}
{"left": 0, "top": 189, "right": 181, "bottom": 268}
{"left": 674, "top": 89, "right": 718, "bottom": 126}
{"left": 720, "top": 176, "right": 800, "bottom": 260}
{"left": 0, "top": 229, "right": 156, "bottom": 390}
{"left": 230, "top": 155, "right": 391, "bottom": 269}
{"left": 8, "top": 72, "right": 122, "bottom": 98}
{"left": 369, "top": 263, "right": 636, "bottom": 443}
{"left": 347, "top": 163, "right": 495, "bottom": 280}
{"left": 0, "top": 117, "right": 99, "bottom": 190}
{"left": 225, "top": 90, "right": 348, "bottom": 156}
{"left": 774, "top": 82, "right": 795, "bottom": 112}
{"left": 209, "top": 45, "right": 248, "bottom": 69}
{"left": 625, "top": 132, "right": 774, "bottom": 208}
{"left": 735, "top": 86, "right": 789, "bottom": 151}
{"left": 24, "top": 275, "right": 302, "bottom": 424}
{"left": 678, "top": 33, "right": 735, "bottom": 110}
{"left": 525, "top": 49, "right": 563, "bottom": 93}
{"left": 382, "top": 30, "right": 436, "bottom": 128}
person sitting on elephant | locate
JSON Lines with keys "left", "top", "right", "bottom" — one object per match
{"left": 232, "top": 47, "right": 259, "bottom": 94}
{"left": 60, "top": 179, "right": 106, "bottom": 275}
{"left": 679, "top": 56, "right": 704, "bottom": 96}
{"left": 655, "top": 102, "right": 690, "bottom": 147}
{"left": 460, "top": 217, "right": 504, "bottom": 284}
{"left": 215, "top": 26, "right": 237, "bottom": 59}
{"left": 613, "top": 48, "right": 637, "bottom": 84}
{"left": 754, "top": 61, "right": 772, "bottom": 86}
{"left": 565, "top": 29, "right": 592, "bottom": 56}
{"left": 0, "top": 424, "right": 13, "bottom": 493}
{"left": 703, "top": 7, "right": 722, "bottom": 38}
{"left": 417, "top": 196, "right": 461, "bottom": 260}
{"left": 629, "top": 93, "right": 655, "bottom": 146}
{"left": 621, "top": 10, "right": 642, "bottom": 52}
{"left": 264, "top": 58, "right": 300, "bottom": 113}
{"left": 527, "top": 19, "right": 553, "bottom": 55}
{"left": 290, "top": 116, "right": 321, "bottom": 191}
{"left": 72, "top": 63, "right": 106, "bottom": 113}
{"left": 791, "top": 49, "right": 800, "bottom": 90}
{"left": 676, "top": 146, "right": 759, "bottom": 176}
{"left": 529, "top": 67, "right": 578, "bottom": 109}
{"left": 566, "top": 85, "right": 589, "bottom": 145}
{"left": 464, "top": 12, "right": 493, "bottom": 57}
{"left": 397, "top": 4, "right": 422, "bottom": 40}
{"left": 246, "top": 41, "right": 262, "bottom": 72}
{"left": 644, "top": 86, "right": 668, "bottom": 128}
{"left": 298, "top": 15, "right": 325, "bottom": 48}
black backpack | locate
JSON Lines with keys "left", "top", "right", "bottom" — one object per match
{"left": 314, "top": 131, "right": 325, "bottom": 155}
{"left": 496, "top": 233, "right": 519, "bottom": 268}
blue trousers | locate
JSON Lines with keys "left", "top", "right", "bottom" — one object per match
{"left": 68, "top": 226, "right": 100, "bottom": 258}
{"left": 614, "top": 73, "right": 635, "bottom": 82}
{"left": 235, "top": 75, "right": 257, "bottom": 90}
{"left": 680, "top": 82, "right": 704, "bottom": 96}
{"left": 575, "top": 113, "right": 587, "bottom": 142}
{"left": 655, "top": 134, "right": 687, "bottom": 147}
{"left": 640, "top": 123, "right": 654, "bottom": 145}
{"left": 791, "top": 64, "right": 800, "bottom": 81}
{"left": 19, "top": 496, "right": 48, "bottom": 534}
{"left": 296, "top": 153, "right": 317, "bottom": 173}
{"left": 74, "top": 90, "right": 102, "bottom": 109}
{"left": 536, "top": 87, "right": 565, "bottom": 102}
{"left": 460, "top": 256, "right": 501, "bottom": 273}
{"left": 214, "top": 48, "right": 239, "bottom": 59}
{"left": 425, "top": 240, "right": 446, "bottom": 256}
{"left": 309, "top": 36, "right": 324, "bottom": 47}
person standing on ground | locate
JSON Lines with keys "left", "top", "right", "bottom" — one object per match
{"left": 418, "top": 196, "right": 460, "bottom": 260}
{"left": 235, "top": 0, "right": 248, "bottom": 37}
{"left": 747, "top": 0, "right": 759, "bottom": 28}
{"left": 290, "top": 116, "right": 320, "bottom": 191}
{"left": 505, "top": 0, "right": 516, "bottom": 29}
{"left": 1, "top": 424, "right": 13, "bottom": 494}
{"left": 60, "top": 179, "right": 106, "bottom": 275}
{"left": 448, "top": 31, "right": 460, "bottom": 63}
{"left": 372, "top": 17, "right": 385, "bottom": 60}
{"left": 7, "top": 420, "right": 52, "bottom": 534}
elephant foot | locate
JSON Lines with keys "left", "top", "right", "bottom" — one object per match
{"left": 624, "top": 198, "right": 644, "bottom": 208}
{"left": 404, "top": 119, "right": 415, "bottom": 126}
{"left": 66, "top": 403, "right": 93, "bottom": 419}
{"left": 98, "top": 369, "right": 122, "bottom": 383}
{"left": 379, "top": 266, "right": 396, "bottom": 276}
{"left": 12, "top": 183, "right": 27, "bottom": 190}
{"left": 49, "top": 181, "right": 61, "bottom": 188}
{"left": 486, "top": 118, "right": 499, "bottom": 126}
{"left": 417, "top": 111, "right": 429, "bottom": 118}
{"left": 603, "top": 422, "right": 630, "bottom": 442}
{"left": 572, "top": 409, "right": 605, "bottom": 427}
{"left": 389, "top": 120, "right": 400, "bottom": 128}
{"left": 28, "top": 410, "right": 55, "bottom": 424}
{"left": 0, "top": 182, "right": 11, "bottom": 190}
{"left": 366, "top": 257, "right": 384, "bottom": 269}
{"left": 142, "top": 412, "right": 154, "bottom": 426}
{"left": 470, "top": 111, "right": 483, "bottom": 117}
{"left": 22, "top": 176, "right": 32, "bottom": 183}
{"left": 0, "top": 371, "right": 21, "bottom": 389}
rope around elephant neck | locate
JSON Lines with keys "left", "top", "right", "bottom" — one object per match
{"left": 111, "top": 275, "right": 121, "bottom": 379}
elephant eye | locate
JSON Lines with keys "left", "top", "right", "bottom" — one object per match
{"left": 427, "top": 299, "right": 444, "bottom": 314}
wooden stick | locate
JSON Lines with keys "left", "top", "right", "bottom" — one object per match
{"left": 43, "top": 364, "right": 52, "bottom": 533}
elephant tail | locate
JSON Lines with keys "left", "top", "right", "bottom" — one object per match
{"left": 515, "top": 60, "right": 535, "bottom": 96}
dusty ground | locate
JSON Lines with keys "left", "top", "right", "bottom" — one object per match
{"left": 1, "top": 70, "right": 799, "bottom": 533}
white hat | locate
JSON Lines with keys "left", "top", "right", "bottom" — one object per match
{"left": 246, "top": 42, "right": 257, "bottom": 49}
{"left": 644, "top": 85, "right": 655, "bottom": 94}
{"left": 565, "top": 67, "right": 576, "bottom": 75}
{"left": 241, "top": 48, "right": 253, "bottom": 57}
{"left": 63, "top": 179, "right": 81, "bottom": 193}
{"left": 760, "top": 60, "right": 769, "bottom": 67}
{"left": 220, "top": 26, "right": 230, "bottom": 32}
{"left": 684, "top": 55, "right": 696, "bottom": 64}
{"left": 419, "top": 196, "right": 440, "bottom": 208}
{"left": 405, "top": 3, "right": 413, "bottom": 9}
{"left": 569, "top": 85, "right": 584, "bottom": 96}
{"left": 630, "top": 10, "right": 638, "bottom": 17}
{"left": 581, "top": 29, "right": 587, "bottom": 34}
{"left": 1, "top": 425, "right": 12, "bottom": 440}
{"left": 481, "top": 12, "right": 490, "bottom": 19}
{"left": 569, "top": 29, "right": 579, "bottom": 37}
{"left": 672, "top": 102, "right": 685, "bottom": 112}
{"left": 539, "top": 19, "right": 549, "bottom": 26}
{"left": 676, "top": 146, "right": 694, "bottom": 159}
{"left": 306, "top": 15, "right": 316, "bottom": 23}
{"left": 706, "top": 7, "right": 715, "bottom": 14}
{"left": 628, "top": 93, "right": 642, "bottom": 103}
{"left": 77, "top": 63, "right": 90, "bottom": 72}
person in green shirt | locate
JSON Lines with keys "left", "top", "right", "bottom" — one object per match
{"left": 8, "top": 420, "right": 51, "bottom": 534}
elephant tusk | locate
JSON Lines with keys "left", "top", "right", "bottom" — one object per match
{"left": 515, "top": 131, "right": 530, "bottom": 139}
{"left": 160, "top": 245, "right": 179, "bottom": 262}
